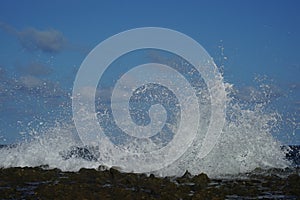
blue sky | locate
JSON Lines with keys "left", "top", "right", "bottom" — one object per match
{"left": 0, "top": 0, "right": 299, "bottom": 144}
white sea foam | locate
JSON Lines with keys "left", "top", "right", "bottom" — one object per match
{"left": 0, "top": 82, "right": 290, "bottom": 178}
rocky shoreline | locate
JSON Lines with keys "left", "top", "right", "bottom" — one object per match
{"left": 0, "top": 166, "right": 299, "bottom": 199}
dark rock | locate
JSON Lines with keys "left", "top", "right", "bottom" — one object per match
{"left": 192, "top": 173, "right": 210, "bottom": 188}
{"left": 60, "top": 146, "right": 99, "bottom": 162}
{"left": 284, "top": 174, "right": 300, "bottom": 196}
{"left": 1, "top": 166, "right": 300, "bottom": 199}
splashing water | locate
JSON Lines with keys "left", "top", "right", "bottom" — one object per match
{"left": 0, "top": 28, "right": 292, "bottom": 178}
{"left": 0, "top": 80, "right": 290, "bottom": 178}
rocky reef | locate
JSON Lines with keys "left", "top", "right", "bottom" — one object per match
{"left": 0, "top": 166, "right": 299, "bottom": 199}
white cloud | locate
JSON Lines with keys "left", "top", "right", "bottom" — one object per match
{"left": 17, "top": 62, "right": 53, "bottom": 76}
{"left": 18, "top": 28, "right": 66, "bottom": 53}
{"left": 18, "top": 75, "right": 44, "bottom": 89}
{"left": 0, "top": 21, "right": 66, "bottom": 53}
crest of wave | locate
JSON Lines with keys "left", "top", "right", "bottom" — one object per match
{"left": 0, "top": 123, "right": 100, "bottom": 171}
{"left": 158, "top": 83, "right": 290, "bottom": 178}
{"left": 0, "top": 83, "right": 291, "bottom": 178}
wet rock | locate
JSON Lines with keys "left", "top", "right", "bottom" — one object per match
{"left": 176, "top": 170, "right": 192, "bottom": 184}
{"left": 0, "top": 166, "right": 300, "bottom": 199}
{"left": 192, "top": 173, "right": 210, "bottom": 188}
{"left": 60, "top": 146, "right": 99, "bottom": 161}
{"left": 284, "top": 174, "right": 300, "bottom": 196}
